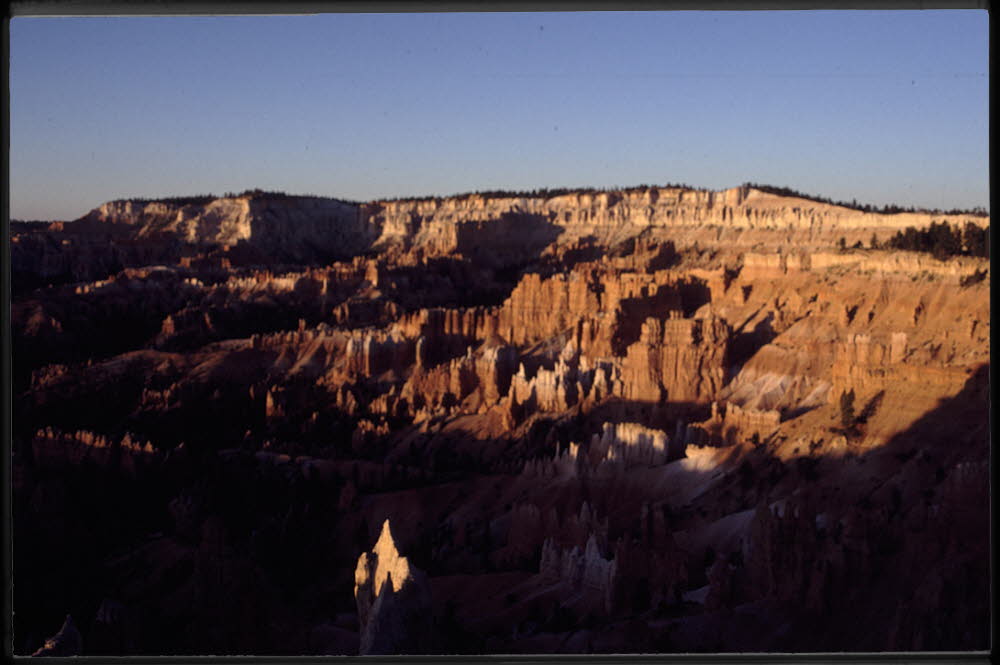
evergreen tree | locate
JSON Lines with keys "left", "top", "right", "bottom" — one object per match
{"left": 963, "top": 222, "right": 988, "bottom": 258}
{"left": 839, "top": 389, "right": 856, "bottom": 430}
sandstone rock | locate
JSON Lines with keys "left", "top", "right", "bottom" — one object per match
{"left": 619, "top": 311, "right": 730, "bottom": 404}
{"left": 354, "top": 520, "right": 432, "bottom": 655}
{"left": 11, "top": 183, "right": 990, "bottom": 654}
{"left": 81, "top": 194, "right": 374, "bottom": 262}
{"left": 593, "top": 422, "right": 675, "bottom": 468}
{"left": 32, "top": 615, "right": 82, "bottom": 656}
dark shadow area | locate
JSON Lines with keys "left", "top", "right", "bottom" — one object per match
{"left": 246, "top": 201, "right": 372, "bottom": 265}
{"left": 676, "top": 277, "right": 713, "bottom": 317}
{"left": 612, "top": 287, "right": 684, "bottom": 354}
{"left": 12, "top": 200, "right": 372, "bottom": 294}
{"left": 380, "top": 256, "right": 517, "bottom": 310}
{"left": 542, "top": 234, "right": 605, "bottom": 270}
{"left": 454, "top": 212, "right": 565, "bottom": 269}
{"left": 11, "top": 272, "right": 198, "bottom": 393}
{"left": 10, "top": 223, "right": 187, "bottom": 293}
{"left": 728, "top": 312, "right": 777, "bottom": 369}
{"left": 580, "top": 397, "right": 712, "bottom": 435}
{"left": 687, "top": 363, "right": 990, "bottom": 652}
{"left": 10, "top": 362, "right": 989, "bottom": 653}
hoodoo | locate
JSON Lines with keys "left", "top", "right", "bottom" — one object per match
{"left": 12, "top": 184, "right": 989, "bottom": 654}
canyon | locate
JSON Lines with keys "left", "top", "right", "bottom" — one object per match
{"left": 10, "top": 184, "right": 990, "bottom": 654}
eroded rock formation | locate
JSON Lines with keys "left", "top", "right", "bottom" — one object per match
{"left": 11, "top": 184, "right": 989, "bottom": 655}
{"left": 354, "top": 520, "right": 432, "bottom": 655}
{"left": 31, "top": 615, "right": 83, "bottom": 656}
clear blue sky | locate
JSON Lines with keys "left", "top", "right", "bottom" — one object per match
{"left": 9, "top": 10, "right": 989, "bottom": 220}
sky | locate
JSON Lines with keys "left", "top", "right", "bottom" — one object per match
{"left": 8, "top": 10, "right": 990, "bottom": 220}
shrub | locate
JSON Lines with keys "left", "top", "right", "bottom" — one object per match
{"left": 960, "top": 269, "right": 988, "bottom": 287}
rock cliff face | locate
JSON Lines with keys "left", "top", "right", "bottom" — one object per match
{"left": 364, "top": 187, "right": 986, "bottom": 247}
{"left": 16, "top": 185, "right": 986, "bottom": 290}
{"left": 11, "top": 183, "right": 989, "bottom": 655}
{"left": 619, "top": 311, "right": 731, "bottom": 404}
{"left": 81, "top": 195, "right": 375, "bottom": 262}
